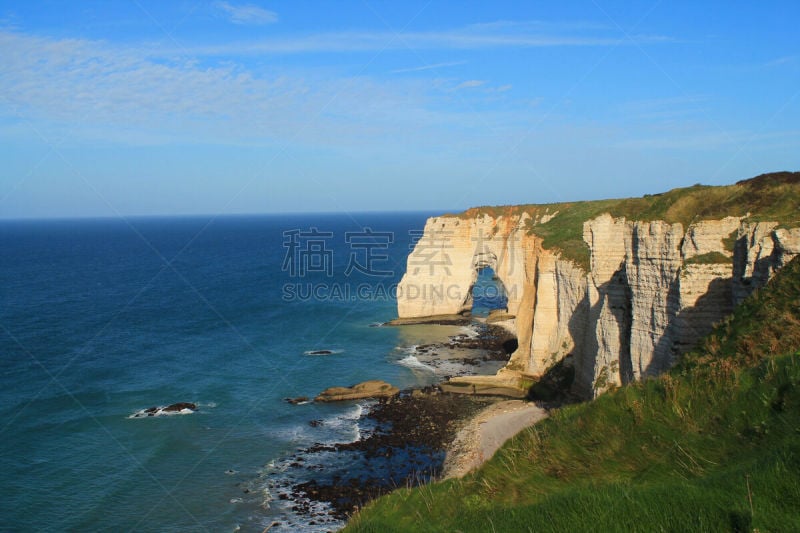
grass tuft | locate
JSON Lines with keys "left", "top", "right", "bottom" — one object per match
{"left": 684, "top": 251, "right": 732, "bottom": 265}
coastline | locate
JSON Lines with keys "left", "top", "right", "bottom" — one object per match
{"left": 443, "top": 400, "right": 548, "bottom": 479}
{"left": 275, "top": 320, "right": 519, "bottom": 528}
{"left": 285, "top": 391, "right": 550, "bottom": 528}
{"left": 273, "top": 319, "right": 555, "bottom": 530}
{"left": 288, "top": 389, "right": 498, "bottom": 522}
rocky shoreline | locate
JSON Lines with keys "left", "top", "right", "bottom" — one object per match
{"left": 399, "top": 322, "right": 518, "bottom": 381}
{"left": 293, "top": 389, "right": 497, "bottom": 519}
{"left": 276, "top": 321, "right": 522, "bottom": 525}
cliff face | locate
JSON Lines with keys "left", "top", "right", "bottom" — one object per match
{"left": 397, "top": 214, "right": 534, "bottom": 319}
{"left": 396, "top": 211, "right": 800, "bottom": 398}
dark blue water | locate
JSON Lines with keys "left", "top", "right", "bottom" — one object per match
{"left": 0, "top": 213, "right": 464, "bottom": 532}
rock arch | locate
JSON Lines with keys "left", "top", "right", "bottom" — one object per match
{"left": 396, "top": 215, "right": 529, "bottom": 319}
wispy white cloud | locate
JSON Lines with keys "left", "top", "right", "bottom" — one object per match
{"left": 454, "top": 79, "right": 486, "bottom": 90}
{"left": 711, "top": 55, "right": 799, "bottom": 76}
{"left": 465, "top": 20, "right": 612, "bottom": 32}
{"left": 215, "top": 1, "right": 277, "bottom": 25}
{"left": 391, "top": 60, "right": 466, "bottom": 74}
{"left": 0, "top": 31, "right": 523, "bottom": 148}
{"left": 764, "top": 56, "right": 796, "bottom": 68}
{"left": 171, "top": 21, "right": 670, "bottom": 56}
{"left": 616, "top": 95, "right": 708, "bottom": 122}
{"left": 0, "top": 12, "right": 20, "bottom": 30}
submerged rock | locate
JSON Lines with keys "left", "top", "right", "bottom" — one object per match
{"left": 285, "top": 397, "right": 310, "bottom": 405}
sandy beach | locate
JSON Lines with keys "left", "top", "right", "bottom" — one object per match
{"left": 443, "top": 400, "right": 548, "bottom": 478}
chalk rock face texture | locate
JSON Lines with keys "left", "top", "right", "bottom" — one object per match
{"left": 625, "top": 221, "right": 684, "bottom": 380}
{"left": 527, "top": 255, "right": 587, "bottom": 375}
{"left": 396, "top": 214, "right": 533, "bottom": 319}
{"left": 397, "top": 211, "right": 800, "bottom": 398}
{"left": 682, "top": 216, "right": 740, "bottom": 259}
{"left": 733, "top": 223, "right": 800, "bottom": 304}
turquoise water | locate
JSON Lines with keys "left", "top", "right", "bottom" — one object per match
{"left": 0, "top": 213, "right": 462, "bottom": 532}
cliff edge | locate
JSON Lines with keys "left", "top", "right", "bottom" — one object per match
{"left": 396, "top": 171, "right": 800, "bottom": 397}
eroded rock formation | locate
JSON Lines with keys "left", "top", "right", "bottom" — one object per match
{"left": 315, "top": 380, "right": 400, "bottom": 402}
{"left": 396, "top": 211, "right": 800, "bottom": 398}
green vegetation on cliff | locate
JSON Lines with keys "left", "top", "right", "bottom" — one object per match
{"left": 457, "top": 171, "right": 800, "bottom": 269}
{"left": 345, "top": 255, "right": 800, "bottom": 532}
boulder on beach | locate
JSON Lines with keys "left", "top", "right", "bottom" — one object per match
{"left": 315, "top": 380, "right": 400, "bottom": 402}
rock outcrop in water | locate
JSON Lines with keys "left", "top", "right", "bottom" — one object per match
{"left": 315, "top": 380, "right": 400, "bottom": 402}
{"left": 396, "top": 173, "right": 800, "bottom": 397}
{"left": 129, "top": 402, "right": 197, "bottom": 418}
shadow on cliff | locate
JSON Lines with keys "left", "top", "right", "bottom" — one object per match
{"left": 526, "top": 355, "right": 580, "bottom": 405}
{"left": 569, "top": 266, "right": 633, "bottom": 398}
{"left": 644, "top": 270, "right": 682, "bottom": 378}
{"left": 668, "top": 276, "right": 733, "bottom": 363}
{"left": 648, "top": 274, "right": 739, "bottom": 376}
{"left": 539, "top": 260, "right": 745, "bottom": 398}
{"left": 732, "top": 231, "right": 788, "bottom": 304}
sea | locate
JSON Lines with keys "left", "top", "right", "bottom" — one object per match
{"left": 0, "top": 213, "right": 506, "bottom": 532}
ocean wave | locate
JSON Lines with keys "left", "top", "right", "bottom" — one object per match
{"left": 457, "top": 325, "right": 480, "bottom": 338}
{"left": 325, "top": 403, "right": 364, "bottom": 443}
{"left": 127, "top": 402, "right": 197, "bottom": 419}
{"left": 251, "top": 405, "right": 372, "bottom": 532}
{"left": 395, "top": 344, "right": 418, "bottom": 356}
{"left": 270, "top": 402, "right": 368, "bottom": 448}
{"left": 396, "top": 354, "right": 436, "bottom": 373}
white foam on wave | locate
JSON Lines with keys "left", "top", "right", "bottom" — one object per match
{"left": 127, "top": 405, "right": 196, "bottom": 419}
{"left": 396, "top": 354, "right": 436, "bottom": 373}
{"left": 255, "top": 461, "right": 348, "bottom": 532}
{"left": 270, "top": 424, "right": 310, "bottom": 445}
{"left": 269, "top": 402, "right": 367, "bottom": 448}
{"left": 322, "top": 402, "right": 365, "bottom": 443}
{"left": 253, "top": 398, "right": 384, "bottom": 531}
{"left": 395, "top": 344, "right": 418, "bottom": 356}
{"left": 251, "top": 403, "right": 371, "bottom": 532}
{"left": 457, "top": 325, "right": 480, "bottom": 338}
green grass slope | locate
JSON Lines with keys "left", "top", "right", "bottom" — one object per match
{"left": 345, "top": 256, "right": 800, "bottom": 532}
{"left": 456, "top": 171, "right": 800, "bottom": 269}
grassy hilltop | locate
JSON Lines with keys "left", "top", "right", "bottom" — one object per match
{"left": 345, "top": 254, "right": 800, "bottom": 532}
{"left": 456, "top": 171, "right": 800, "bottom": 270}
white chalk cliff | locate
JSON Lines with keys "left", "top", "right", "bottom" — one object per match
{"left": 396, "top": 209, "right": 800, "bottom": 398}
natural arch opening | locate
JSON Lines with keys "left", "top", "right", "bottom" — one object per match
{"left": 470, "top": 266, "right": 508, "bottom": 317}
{"left": 469, "top": 266, "right": 519, "bottom": 358}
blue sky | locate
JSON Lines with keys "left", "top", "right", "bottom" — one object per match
{"left": 1, "top": 1, "right": 798, "bottom": 218}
